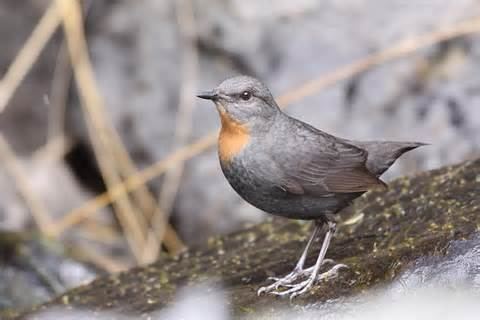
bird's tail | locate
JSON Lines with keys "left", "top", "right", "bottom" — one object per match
{"left": 353, "top": 141, "right": 428, "bottom": 176}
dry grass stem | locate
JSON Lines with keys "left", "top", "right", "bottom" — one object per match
{"left": 104, "top": 125, "right": 187, "bottom": 257}
{"left": 31, "top": 135, "right": 73, "bottom": 164}
{"left": 74, "top": 243, "right": 130, "bottom": 273}
{"left": 55, "top": 0, "right": 151, "bottom": 263}
{"left": 47, "top": 41, "right": 71, "bottom": 142}
{"left": 0, "top": 3, "right": 60, "bottom": 113}
{"left": 276, "top": 17, "right": 480, "bottom": 106}
{"left": 107, "top": 125, "right": 186, "bottom": 259}
{"left": 54, "top": 133, "right": 217, "bottom": 234}
{"left": 85, "top": 116, "right": 146, "bottom": 262}
{"left": 54, "top": 0, "right": 186, "bottom": 264}
{"left": 77, "top": 220, "right": 122, "bottom": 245}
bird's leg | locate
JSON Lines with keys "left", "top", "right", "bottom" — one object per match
{"left": 271, "top": 220, "right": 347, "bottom": 299}
{"left": 257, "top": 220, "right": 323, "bottom": 295}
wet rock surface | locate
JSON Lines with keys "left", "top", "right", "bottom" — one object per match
{"left": 13, "top": 158, "right": 480, "bottom": 319}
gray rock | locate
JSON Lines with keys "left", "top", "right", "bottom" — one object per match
{"left": 0, "top": 232, "right": 97, "bottom": 311}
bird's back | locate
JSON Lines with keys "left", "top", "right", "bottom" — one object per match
{"left": 276, "top": 115, "right": 426, "bottom": 178}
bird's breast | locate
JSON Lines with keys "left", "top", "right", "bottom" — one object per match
{"left": 218, "top": 111, "right": 250, "bottom": 164}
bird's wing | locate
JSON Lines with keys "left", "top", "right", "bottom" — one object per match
{"left": 273, "top": 122, "right": 386, "bottom": 196}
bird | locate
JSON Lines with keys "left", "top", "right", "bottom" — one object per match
{"left": 197, "top": 75, "right": 426, "bottom": 299}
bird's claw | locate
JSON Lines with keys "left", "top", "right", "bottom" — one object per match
{"left": 266, "top": 276, "right": 281, "bottom": 282}
{"left": 258, "top": 263, "right": 348, "bottom": 298}
{"left": 257, "top": 268, "right": 304, "bottom": 295}
{"left": 271, "top": 278, "right": 314, "bottom": 298}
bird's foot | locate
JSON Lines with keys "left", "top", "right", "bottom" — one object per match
{"left": 257, "top": 259, "right": 336, "bottom": 296}
{"left": 265, "top": 263, "right": 347, "bottom": 299}
{"left": 257, "top": 267, "right": 303, "bottom": 296}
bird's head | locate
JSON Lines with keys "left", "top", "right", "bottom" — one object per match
{"left": 197, "top": 76, "right": 280, "bottom": 130}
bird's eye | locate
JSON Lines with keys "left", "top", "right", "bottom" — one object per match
{"left": 240, "top": 91, "right": 252, "bottom": 101}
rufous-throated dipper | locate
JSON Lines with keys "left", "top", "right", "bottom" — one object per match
{"left": 197, "top": 75, "right": 426, "bottom": 299}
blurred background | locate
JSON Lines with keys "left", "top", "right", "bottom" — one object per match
{"left": 0, "top": 0, "right": 480, "bottom": 311}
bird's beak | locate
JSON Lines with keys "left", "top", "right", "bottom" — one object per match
{"left": 196, "top": 90, "right": 218, "bottom": 101}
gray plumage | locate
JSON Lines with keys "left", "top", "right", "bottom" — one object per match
{"left": 199, "top": 75, "right": 425, "bottom": 220}
{"left": 197, "top": 75, "right": 426, "bottom": 297}
{"left": 222, "top": 115, "right": 424, "bottom": 219}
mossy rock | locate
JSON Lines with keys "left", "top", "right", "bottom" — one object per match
{"left": 14, "top": 159, "right": 480, "bottom": 319}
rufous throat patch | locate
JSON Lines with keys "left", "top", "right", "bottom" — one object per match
{"left": 218, "top": 108, "right": 250, "bottom": 163}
